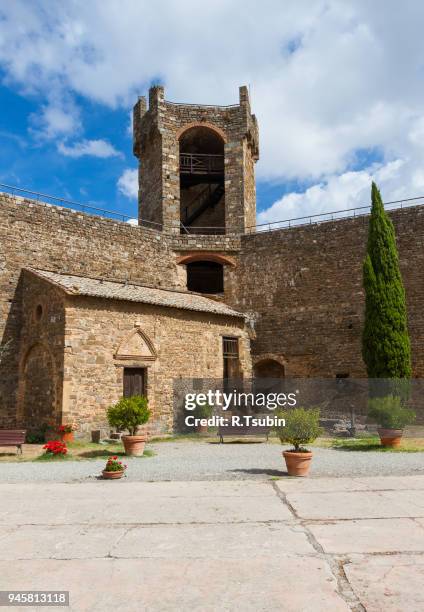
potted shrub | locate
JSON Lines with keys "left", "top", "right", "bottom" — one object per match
{"left": 107, "top": 395, "right": 151, "bottom": 456}
{"left": 192, "top": 402, "right": 214, "bottom": 434}
{"left": 368, "top": 395, "right": 415, "bottom": 447}
{"left": 58, "top": 423, "right": 76, "bottom": 443}
{"left": 102, "top": 456, "right": 127, "bottom": 480}
{"left": 276, "top": 408, "right": 322, "bottom": 477}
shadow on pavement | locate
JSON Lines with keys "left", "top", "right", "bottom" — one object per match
{"left": 228, "top": 468, "right": 287, "bottom": 477}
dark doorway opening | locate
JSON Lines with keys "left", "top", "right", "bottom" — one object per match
{"left": 179, "top": 126, "right": 225, "bottom": 234}
{"left": 123, "top": 367, "right": 146, "bottom": 398}
{"left": 187, "top": 261, "right": 224, "bottom": 294}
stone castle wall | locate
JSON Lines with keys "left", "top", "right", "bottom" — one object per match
{"left": 2, "top": 191, "right": 424, "bottom": 430}
{"left": 232, "top": 205, "right": 424, "bottom": 377}
{"left": 0, "top": 194, "right": 180, "bottom": 426}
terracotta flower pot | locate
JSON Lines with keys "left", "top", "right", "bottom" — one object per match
{"left": 378, "top": 428, "right": 403, "bottom": 447}
{"left": 283, "top": 450, "right": 313, "bottom": 477}
{"left": 196, "top": 424, "right": 208, "bottom": 434}
{"left": 61, "top": 432, "right": 74, "bottom": 443}
{"left": 102, "top": 470, "right": 124, "bottom": 479}
{"left": 122, "top": 435, "right": 146, "bottom": 456}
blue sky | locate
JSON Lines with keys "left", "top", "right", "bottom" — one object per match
{"left": 1, "top": 1, "right": 424, "bottom": 224}
{"left": 0, "top": 75, "right": 301, "bottom": 222}
{"left": 0, "top": 81, "right": 138, "bottom": 219}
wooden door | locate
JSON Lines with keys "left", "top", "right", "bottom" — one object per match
{"left": 123, "top": 368, "right": 146, "bottom": 398}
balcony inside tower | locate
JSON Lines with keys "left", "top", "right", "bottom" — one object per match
{"left": 179, "top": 126, "right": 225, "bottom": 234}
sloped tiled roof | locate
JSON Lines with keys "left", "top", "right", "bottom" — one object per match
{"left": 26, "top": 268, "right": 244, "bottom": 319}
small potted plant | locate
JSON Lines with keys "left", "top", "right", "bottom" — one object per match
{"left": 102, "top": 456, "right": 127, "bottom": 479}
{"left": 107, "top": 395, "right": 151, "bottom": 456}
{"left": 368, "top": 395, "right": 415, "bottom": 447}
{"left": 276, "top": 408, "right": 322, "bottom": 477}
{"left": 58, "top": 423, "right": 77, "bottom": 443}
{"left": 192, "top": 402, "right": 214, "bottom": 434}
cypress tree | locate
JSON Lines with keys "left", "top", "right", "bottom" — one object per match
{"left": 362, "top": 182, "right": 411, "bottom": 382}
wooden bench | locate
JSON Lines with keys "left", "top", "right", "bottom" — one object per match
{"left": 0, "top": 430, "right": 26, "bottom": 454}
{"left": 218, "top": 423, "right": 270, "bottom": 443}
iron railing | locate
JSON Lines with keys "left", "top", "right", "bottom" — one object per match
{"left": 246, "top": 195, "right": 424, "bottom": 234}
{"left": 180, "top": 153, "right": 224, "bottom": 175}
{"left": 0, "top": 183, "right": 140, "bottom": 224}
{"left": 2, "top": 182, "right": 424, "bottom": 237}
{"left": 180, "top": 221, "right": 226, "bottom": 235}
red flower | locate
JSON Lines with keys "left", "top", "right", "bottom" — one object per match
{"left": 43, "top": 440, "right": 67, "bottom": 456}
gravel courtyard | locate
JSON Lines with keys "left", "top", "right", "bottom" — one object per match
{"left": 0, "top": 440, "right": 423, "bottom": 482}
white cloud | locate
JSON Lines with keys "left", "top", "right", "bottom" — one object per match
{"left": 118, "top": 168, "right": 138, "bottom": 199}
{"left": 29, "top": 95, "right": 81, "bottom": 140}
{"left": 58, "top": 139, "right": 121, "bottom": 158}
{"left": 256, "top": 159, "right": 419, "bottom": 226}
{"left": 2, "top": 1, "right": 424, "bottom": 216}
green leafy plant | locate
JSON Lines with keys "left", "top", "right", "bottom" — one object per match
{"left": 368, "top": 395, "right": 415, "bottom": 430}
{"left": 276, "top": 408, "right": 323, "bottom": 452}
{"left": 192, "top": 402, "right": 214, "bottom": 420}
{"left": 362, "top": 182, "right": 411, "bottom": 380}
{"left": 26, "top": 423, "right": 49, "bottom": 444}
{"left": 107, "top": 396, "right": 150, "bottom": 436}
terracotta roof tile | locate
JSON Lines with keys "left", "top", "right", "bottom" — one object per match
{"left": 27, "top": 268, "right": 244, "bottom": 319}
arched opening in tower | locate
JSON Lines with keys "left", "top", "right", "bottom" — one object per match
{"left": 179, "top": 126, "right": 225, "bottom": 234}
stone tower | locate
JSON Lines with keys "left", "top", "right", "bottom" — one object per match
{"left": 133, "top": 85, "right": 259, "bottom": 234}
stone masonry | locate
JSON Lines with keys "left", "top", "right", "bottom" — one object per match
{"left": 16, "top": 269, "right": 250, "bottom": 433}
{"left": 1, "top": 85, "right": 424, "bottom": 435}
{"left": 133, "top": 85, "right": 259, "bottom": 233}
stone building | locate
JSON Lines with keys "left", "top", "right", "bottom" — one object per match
{"left": 1, "top": 84, "right": 424, "bottom": 435}
{"left": 18, "top": 269, "right": 249, "bottom": 434}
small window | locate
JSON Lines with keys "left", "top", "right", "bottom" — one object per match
{"left": 223, "top": 337, "right": 240, "bottom": 379}
{"left": 35, "top": 304, "right": 43, "bottom": 321}
{"left": 187, "top": 261, "right": 223, "bottom": 294}
{"left": 123, "top": 368, "right": 146, "bottom": 398}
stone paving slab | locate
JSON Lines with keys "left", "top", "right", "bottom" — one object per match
{"left": 0, "top": 523, "right": 314, "bottom": 561}
{"left": 0, "top": 525, "right": 127, "bottom": 560}
{"left": 0, "top": 558, "right": 349, "bottom": 612}
{"left": 0, "top": 482, "right": 292, "bottom": 526}
{"left": 286, "top": 489, "right": 424, "bottom": 520}
{"left": 308, "top": 517, "right": 424, "bottom": 553}
{"left": 2, "top": 477, "right": 424, "bottom": 611}
{"left": 276, "top": 474, "right": 424, "bottom": 493}
{"left": 344, "top": 554, "right": 424, "bottom": 612}
{"left": 112, "top": 522, "right": 314, "bottom": 559}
